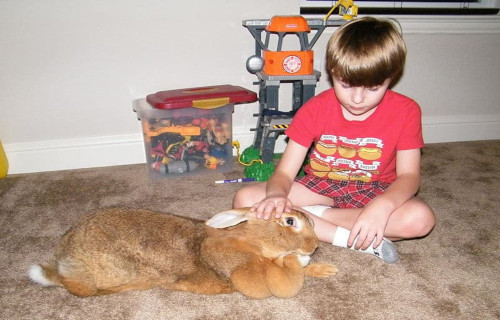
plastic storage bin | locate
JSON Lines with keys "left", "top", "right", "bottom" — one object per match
{"left": 133, "top": 85, "right": 257, "bottom": 178}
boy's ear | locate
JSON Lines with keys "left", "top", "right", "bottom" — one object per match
{"left": 205, "top": 209, "right": 255, "bottom": 229}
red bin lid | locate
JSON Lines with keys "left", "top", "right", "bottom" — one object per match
{"left": 146, "top": 85, "right": 257, "bottom": 110}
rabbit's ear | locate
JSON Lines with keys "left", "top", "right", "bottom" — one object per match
{"left": 205, "top": 209, "right": 255, "bottom": 229}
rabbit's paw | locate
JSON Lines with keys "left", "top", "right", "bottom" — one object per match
{"left": 304, "top": 263, "right": 338, "bottom": 278}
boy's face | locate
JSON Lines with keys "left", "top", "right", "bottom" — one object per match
{"left": 333, "top": 77, "right": 391, "bottom": 119}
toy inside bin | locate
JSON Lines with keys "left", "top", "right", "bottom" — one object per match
{"left": 133, "top": 85, "right": 257, "bottom": 178}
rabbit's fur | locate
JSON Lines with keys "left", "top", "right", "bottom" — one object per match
{"left": 29, "top": 207, "right": 338, "bottom": 299}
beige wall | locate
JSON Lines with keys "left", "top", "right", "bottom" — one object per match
{"left": 1, "top": 1, "right": 499, "bottom": 173}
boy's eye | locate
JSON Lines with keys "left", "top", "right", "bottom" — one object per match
{"left": 369, "top": 86, "right": 381, "bottom": 92}
{"left": 335, "top": 79, "right": 350, "bottom": 88}
{"left": 338, "top": 81, "right": 351, "bottom": 88}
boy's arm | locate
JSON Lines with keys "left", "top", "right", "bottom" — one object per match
{"left": 251, "top": 140, "right": 309, "bottom": 219}
{"left": 347, "top": 148, "right": 422, "bottom": 250}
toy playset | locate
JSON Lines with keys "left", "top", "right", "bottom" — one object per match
{"left": 241, "top": 13, "right": 355, "bottom": 180}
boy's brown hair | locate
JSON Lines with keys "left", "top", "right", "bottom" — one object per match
{"left": 326, "top": 17, "right": 406, "bottom": 87}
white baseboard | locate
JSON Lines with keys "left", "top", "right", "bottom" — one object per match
{"left": 422, "top": 114, "right": 500, "bottom": 143}
{"left": 4, "top": 135, "right": 146, "bottom": 175}
{"left": 4, "top": 115, "right": 499, "bottom": 174}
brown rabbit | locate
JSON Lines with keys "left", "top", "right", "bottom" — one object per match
{"left": 28, "top": 207, "right": 338, "bottom": 299}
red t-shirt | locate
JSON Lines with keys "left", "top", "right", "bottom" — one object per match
{"left": 285, "top": 88, "right": 424, "bottom": 183}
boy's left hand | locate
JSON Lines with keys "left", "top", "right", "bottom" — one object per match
{"left": 347, "top": 198, "right": 393, "bottom": 250}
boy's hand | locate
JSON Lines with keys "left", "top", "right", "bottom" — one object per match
{"left": 251, "top": 196, "right": 293, "bottom": 220}
{"left": 347, "top": 198, "right": 393, "bottom": 250}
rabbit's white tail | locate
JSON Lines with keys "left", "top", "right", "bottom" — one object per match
{"left": 28, "top": 263, "right": 61, "bottom": 286}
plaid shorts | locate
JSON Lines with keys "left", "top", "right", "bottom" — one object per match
{"left": 295, "top": 175, "right": 390, "bottom": 209}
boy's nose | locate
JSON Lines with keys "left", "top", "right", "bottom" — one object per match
{"left": 351, "top": 87, "right": 365, "bottom": 104}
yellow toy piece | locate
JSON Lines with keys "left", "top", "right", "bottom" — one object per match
{"left": 166, "top": 136, "right": 191, "bottom": 155}
{"left": 205, "top": 156, "right": 222, "bottom": 170}
{"left": 232, "top": 141, "right": 263, "bottom": 167}
{"left": 145, "top": 125, "right": 201, "bottom": 137}
{"left": 324, "top": 0, "right": 358, "bottom": 21}
{"left": 0, "top": 140, "right": 8, "bottom": 178}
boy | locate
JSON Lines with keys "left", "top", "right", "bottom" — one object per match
{"left": 232, "top": 17, "right": 435, "bottom": 263}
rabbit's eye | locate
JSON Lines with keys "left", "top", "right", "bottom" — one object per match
{"left": 286, "top": 217, "right": 296, "bottom": 226}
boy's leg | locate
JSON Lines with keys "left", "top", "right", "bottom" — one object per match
{"left": 302, "top": 197, "right": 434, "bottom": 263}
{"left": 302, "top": 205, "right": 399, "bottom": 264}
{"left": 232, "top": 182, "right": 267, "bottom": 208}
{"left": 306, "top": 197, "right": 435, "bottom": 240}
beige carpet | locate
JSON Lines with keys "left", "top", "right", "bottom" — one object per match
{"left": 0, "top": 140, "right": 499, "bottom": 320}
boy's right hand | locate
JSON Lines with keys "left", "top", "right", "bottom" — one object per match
{"left": 251, "top": 196, "right": 293, "bottom": 220}
{"left": 248, "top": 140, "right": 308, "bottom": 220}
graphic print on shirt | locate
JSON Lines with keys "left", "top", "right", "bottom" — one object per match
{"left": 310, "top": 135, "right": 383, "bottom": 182}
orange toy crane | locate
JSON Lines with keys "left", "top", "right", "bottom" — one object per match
{"left": 262, "top": 16, "right": 314, "bottom": 76}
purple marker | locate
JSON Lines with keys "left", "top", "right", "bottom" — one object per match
{"left": 215, "top": 178, "right": 255, "bottom": 184}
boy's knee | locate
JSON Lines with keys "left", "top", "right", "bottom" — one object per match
{"left": 401, "top": 201, "right": 435, "bottom": 238}
{"left": 232, "top": 188, "right": 254, "bottom": 208}
{"left": 232, "top": 189, "right": 244, "bottom": 208}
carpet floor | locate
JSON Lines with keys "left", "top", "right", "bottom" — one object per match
{"left": 0, "top": 140, "right": 499, "bottom": 320}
